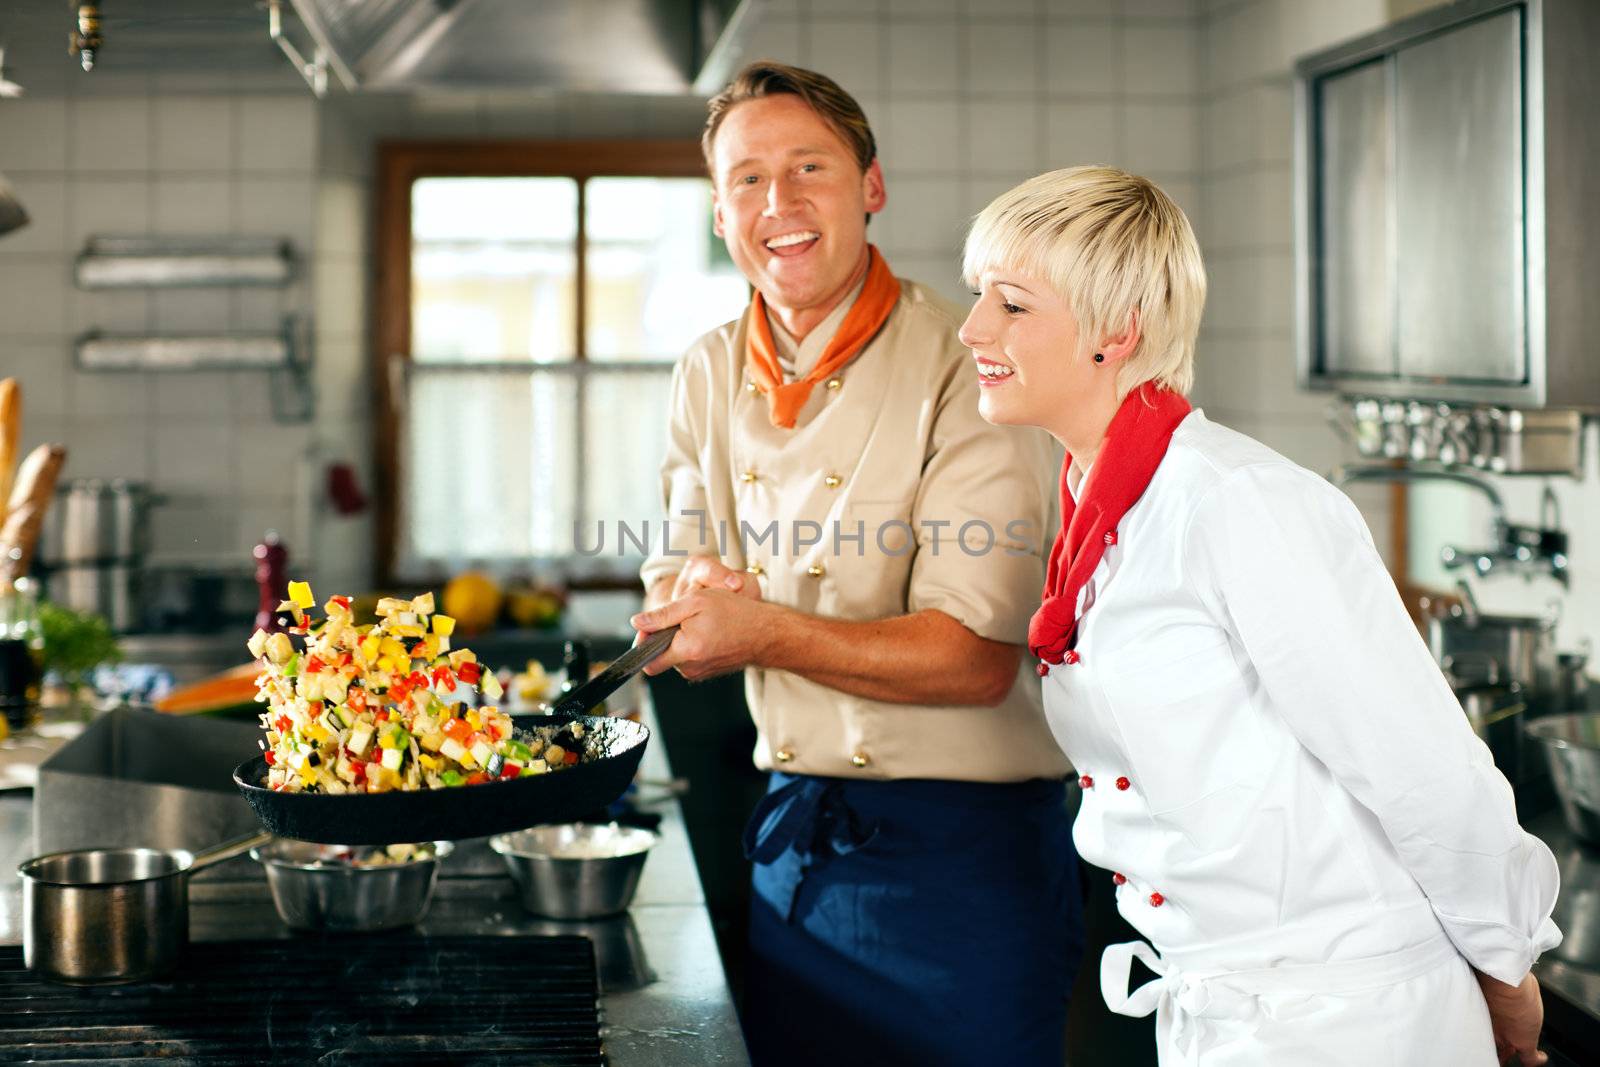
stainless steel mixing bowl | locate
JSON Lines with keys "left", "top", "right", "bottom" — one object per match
{"left": 250, "top": 839, "right": 453, "bottom": 932}
{"left": 489, "top": 823, "right": 656, "bottom": 919}
{"left": 1526, "top": 712, "right": 1600, "bottom": 845}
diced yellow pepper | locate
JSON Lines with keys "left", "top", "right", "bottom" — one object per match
{"left": 464, "top": 709, "right": 481, "bottom": 730}
{"left": 359, "top": 635, "right": 381, "bottom": 662}
{"left": 418, "top": 752, "right": 440, "bottom": 770}
{"left": 432, "top": 614, "right": 456, "bottom": 637}
{"left": 287, "top": 581, "right": 314, "bottom": 609}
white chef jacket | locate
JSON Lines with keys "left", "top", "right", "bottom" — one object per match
{"left": 1043, "top": 410, "right": 1561, "bottom": 1065}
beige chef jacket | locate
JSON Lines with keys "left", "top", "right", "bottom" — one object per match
{"left": 642, "top": 276, "right": 1070, "bottom": 783}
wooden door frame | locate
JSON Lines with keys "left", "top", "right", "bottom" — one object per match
{"left": 372, "top": 140, "right": 710, "bottom": 584}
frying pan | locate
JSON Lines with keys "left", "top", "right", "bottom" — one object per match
{"left": 233, "top": 627, "right": 676, "bottom": 845}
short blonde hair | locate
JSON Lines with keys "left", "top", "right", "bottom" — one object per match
{"left": 963, "top": 166, "right": 1206, "bottom": 398}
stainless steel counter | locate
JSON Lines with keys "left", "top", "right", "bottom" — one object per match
{"left": 0, "top": 709, "right": 750, "bottom": 1065}
{"left": 1529, "top": 809, "right": 1600, "bottom": 1059}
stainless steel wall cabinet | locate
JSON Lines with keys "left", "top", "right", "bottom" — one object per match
{"left": 1294, "top": 0, "right": 1600, "bottom": 408}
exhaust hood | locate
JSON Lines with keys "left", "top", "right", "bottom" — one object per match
{"left": 279, "top": 0, "right": 760, "bottom": 95}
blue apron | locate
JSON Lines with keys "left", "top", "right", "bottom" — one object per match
{"left": 742, "top": 772, "right": 1083, "bottom": 1067}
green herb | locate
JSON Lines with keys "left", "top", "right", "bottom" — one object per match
{"left": 37, "top": 602, "right": 122, "bottom": 692}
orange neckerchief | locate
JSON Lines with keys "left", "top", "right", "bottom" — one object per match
{"left": 744, "top": 245, "right": 901, "bottom": 429}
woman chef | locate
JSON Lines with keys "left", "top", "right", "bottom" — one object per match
{"left": 958, "top": 165, "right": 1561, "bottom": 1066}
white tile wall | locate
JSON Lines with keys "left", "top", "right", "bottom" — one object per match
{"left": 743, "top": 0, "right": 1206, "bottom": 306}
{"left": 0, "top": 88, "right": 332, "bottom": 577}
{"left": 1193, "top": 0, "right": 1400, "bottom": 568}
{"left": 0, "top": 1, "right": 1218, "bottom": 594}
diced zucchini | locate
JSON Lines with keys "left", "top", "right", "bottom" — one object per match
{"left": 379, "top": 747, "right": 404, "bottom": 772}
{"left": 348, "top": 723, "right": 375, "bottom": 757}
{"left": 439, "top": 736, "right": 470, "bottom": 767}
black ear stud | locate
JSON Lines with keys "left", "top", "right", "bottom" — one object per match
{"left": 1093, "top": 353, "right": 1105, "bottom": 363}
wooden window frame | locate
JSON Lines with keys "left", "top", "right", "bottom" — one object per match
{"left": 372, "top": 140, "right": 711, "bottom": 585}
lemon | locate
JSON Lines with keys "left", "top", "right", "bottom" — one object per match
{"left": 441, "top": 572, "right": 502, "bottom": 634}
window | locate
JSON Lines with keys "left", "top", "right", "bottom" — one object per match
{"left": 375, "top": 143, "right": 748, "bottom": 583}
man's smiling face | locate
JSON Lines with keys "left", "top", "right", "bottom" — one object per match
{"left": 710, "top": 94, "right": 886, "bottom": 324}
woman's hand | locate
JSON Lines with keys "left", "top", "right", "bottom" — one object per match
{"left": 1475, "top": 970, "right": 1547, "bottom": 1066}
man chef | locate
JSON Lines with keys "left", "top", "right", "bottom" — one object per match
{"left": 629, "top": 62, "right": 1085, "bottom": 1066}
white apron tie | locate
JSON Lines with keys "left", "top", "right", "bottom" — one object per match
{"left": 1101, "top": 934, "right": 1461, "bottom": 1065}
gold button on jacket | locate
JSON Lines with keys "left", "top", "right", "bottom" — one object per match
{"left": 642, "top": 278, "right": 1067, "bottom": 783}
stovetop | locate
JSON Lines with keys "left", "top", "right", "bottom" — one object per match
{"left": 0, "top": 935, "right": 602, "bottom": 1065}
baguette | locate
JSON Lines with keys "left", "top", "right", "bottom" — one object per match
{"left": 0, "top": 378, "right": 18, "bottom": 531}
{"left": 0, "top": 443, "right": 66, "bottom": 583}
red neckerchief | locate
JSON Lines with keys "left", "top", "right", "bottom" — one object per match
{"left": 1030, "top": 382, "right": 1192, "bottom": 669}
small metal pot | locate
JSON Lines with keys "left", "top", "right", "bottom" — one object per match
{"left": 1458, "top": 685, "right": 1526, "bottom": 783}
{"left": 490, "top": 823, "right": 656, "bottom": 920}
{"left": 17, "top": 830, "right": 270, "bottom": 985}
{"left": 1526, "top": 713, "right": 1600, "bottom": 845}
{"left": 251, "top": 839, "right": 454, "bottom": 932}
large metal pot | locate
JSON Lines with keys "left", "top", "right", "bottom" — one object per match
{"left": 38, "top": 479, "right": 154, "bottom": 566}
{"left": 251, "top": 839, "right": 453, "bottom": 932}
{"left": 17, "top": 829, "right": 270, "bottom": 985}
{"left": 1424, "top": 588, "right": 1557, "bottom": 695}
{"left": 1526, "top": 713, "right": 1600, "bottom": 845}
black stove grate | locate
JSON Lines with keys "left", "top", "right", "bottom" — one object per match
{"left": 0, "top": 936, "right": 603, "bottom": 1065}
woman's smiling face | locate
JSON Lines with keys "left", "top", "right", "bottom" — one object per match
{"left": 959, "top": 270, "right": 1100, "bottom": 436}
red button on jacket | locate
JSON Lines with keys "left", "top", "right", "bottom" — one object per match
{"left": 1036, "top": 661, "right": 1050, "bottom": 677}
{"left": 1116, "top": 776, "right": 1131, "bottom": 791}
{"left": 1149, "top": 892, "right": 1165, "bottom": 908}
{"left": 1112, "top": 872, "right": 1126, "bottom": 886}
{"left": 1065, "top": 650, "right": 1081, "bottom": 665}
{"left": 1078, "top": 774, "right": 1094, "bottom": 789}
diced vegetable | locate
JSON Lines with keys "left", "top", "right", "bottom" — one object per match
{"left": 250, "top": 581, "right": 593, "bottom": 795}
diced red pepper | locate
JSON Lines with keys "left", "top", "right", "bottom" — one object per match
{"left": 375, "top": 709, "right": 390, "bottom": 723}
{"left": 336, "top": 652, "right": 353, "bottom": 668}
{"left": 499, "top": 763, "right": 520, "bottom": 779}
{"left": 264, "top": 750, "right": 277, "bottom": 766}
{"left": 481, "top": 722, "right": 500, "bottom": 742}
{"left": 307, "top": 704, "right": 322, "bottom": 719}
{"left": 563, "top": 750, "right": 579, "bottom": 765}
{"left": 304, "top": 656, "right": 325, "bottom": 674}
{"left": 443, "top": 718, "right": 473, "bottom": 744}
{"left": 432, "top": 666, "right": 456, "bottom": 692}
{"left": 466, "top": 772, "right": 491, "bottom": 785}
{"left": 330, "top": 595, "right": 351, "bottom": 610}
{"left": 352, "top": 763, "right": 366, "bottom": 783}
{"left": 407, "top": 671, "right": 427, "bottom": 689}
{"left": 458, "top": 662, "right": 482, "bottom": 685}
{"left": 274, "top": 715, "right": 292, "bottom": 733}
{"left": 388, "top": 681, "right": 410, "bottom": 704}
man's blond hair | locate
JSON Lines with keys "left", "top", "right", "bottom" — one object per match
{"left": 963, "top": 166, "right": 1205, "bottom": 398}
{"left": 702, "top": 61, "right": 877, "bottom": 179}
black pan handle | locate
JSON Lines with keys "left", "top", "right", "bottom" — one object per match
{"left": 547, "top": 625, "right": 679, "bottom": 717}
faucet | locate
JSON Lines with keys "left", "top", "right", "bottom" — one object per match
{"left": 1330, "top": 463, "right": 1569, "bottom": 587}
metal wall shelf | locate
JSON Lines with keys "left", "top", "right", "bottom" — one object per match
{"left": 75, "top": 237, "right": 294, "bottom": 289}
